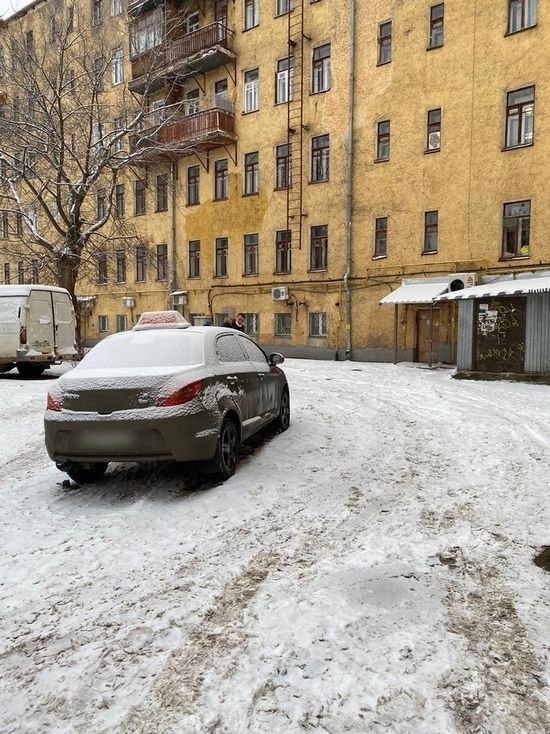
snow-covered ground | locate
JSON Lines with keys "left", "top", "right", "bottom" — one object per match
{"left": 0, "top": 359, "right": 549, "bottom": 734}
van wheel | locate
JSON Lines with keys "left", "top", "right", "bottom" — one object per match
{"left": 61, "top": 462, "right": 108, "bottom": 484}
{"left": 213, "top": 418, "right": 239, "bottom": 480}
{"left": 17, "top": 362, "right": 46, "bottom": 378}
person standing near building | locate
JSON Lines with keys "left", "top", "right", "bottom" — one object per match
{"left": 233, "top": 313, "right": 246, "bottom": 332}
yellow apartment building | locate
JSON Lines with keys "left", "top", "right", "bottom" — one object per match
{"left": 0, "top": 0, "right": 546, "bottom": 363}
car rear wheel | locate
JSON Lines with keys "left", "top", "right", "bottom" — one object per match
{"left": 61, "top": 461, "right": 109, "bottom": 484}
{"left": 214, "top": 418, "right": 239, "bottom": 480}
{"left": 274, "top": 388, "right": 290, "bottom": 432}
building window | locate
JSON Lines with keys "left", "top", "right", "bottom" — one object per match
{"left": 244, "top": 0, "right": 259, "bottom": 30}
{"left": 96, "top": 188, "right": 107, "bottom": 220}
{"left": 244, "top": 313, "right": 259, "bottom": 336}
{"left": 98, "top": 315, "right": 109, "bottom": 332}
{"left": 244, "top": 68, "right": 259, "bottom": 112}
{"left": 30, "top": 260, "right": 39, "bottom": 284}
{"left": 156, "top": 244, "right": 168, "bottom": 280}
{"left": 26, "top": 30, "right": 34, "bottom": 56}
{"left": 15, "top": 213, "right": 23, "bottom": 237}
{"left": 115, "top": 183, "right": 125, "bottom": 218}
{"left": 1, "top": 212, "right": 8, "bottom": 239}
{"left": 156, "top": 173, "right": 168, "bottom": 211}
{"left": 97, "top": 252, "right": 108, "bottom": 284}
{"left": 17, "top": 262, "right": 25, "bottom": 284}
{"left": 112, "top": 0, "right": 122, "bottom": 16}
{"left": 3, "top": 263, "right": 10, "bottom": 284}
{"left": 112, "top": 47, "right": 123, "bottom": 85}
{"left": 426, "top": 108, "right": 441, "bottom": 151}
{"left": 214, "top": 78, "right": 228, "bottom": 106}
{"left": 183, "top": 11, "right": 200, "bottom": 34}
{"left": 505, "top": 86, "right": 534, "bottom": 148}
{"left": 187, "top": 165, "right": 200, "bottom": 205}
{"left": 428, "top": 4, "right": 444, "bottom": 48}
{"left": 311, "top": 134, "right": 329, "bottom": 182}
{"left": 244, "top": 233, "right": 259, "bottom": 275}
{"left": 508, "top": 0, "right": 536, "bottom": 33}
{"left": 276, "top": 0, "right": 293, "bottom": 15}
{"left": 244, "top": 152, "right": 259, "bottom": 195}
{"left": 276, "top": 57, "right": 293, "bottom": 104}
{"left": 113, "top": 117, "right": 123, "bottom": 152}
{"left": 276, "top": 144, "right": 291, "bottom": 189}
{"left": 312, "top": 44, "right": 331, "bottom": 93}
{"left": 310, "top": 225, "right": 328, "bottom": 271}
{"left": 374, "top": 217, "right": 388, "bottom": 258}
{"left": 502, "top": 200, "right": 530, "bottom": 258}
{"left": 376, "top": 120, "right": 390, "bottom": 161}
{"left": 215, "top": 237, "right": 228, "bottom": 277}
{"left": 67, "top": 6, "right": 74, "bottom": 32}
{"left": 130, "top": 12, "right": 162, "bottom": 57}
{"left": 115, "top": 250, "right": 126, "bottom": 283}
{"left": 378, "top": 21, "right": 392, "bottom": 64}
{"left": 116, "top": 315, "right": 127, "bottom": 332}
{"left": 309, "top": 312, "right": 327, "bottom": 337}
{"left": 135, "top": 179, "right": 146, "bottom": 215}
{"left": 274, "top": 313, "right": 291, "bottom": 337}
{"left": 92, "top": 0, "right": 103, "bottom": 27}
{"left": 185, "top": 89, "right": 199, "bottom": 116}
{"left": 423, "top": 211, "right": 439, "bottom": 253}
{"left": 189, "top": 240, "right": 200, "bottom": 278}
{"left": 214, "top": 159, "right": 228, "bottom": 200}
{"left": 135, "top": 244, "right": 147, "bottom": 282}
{"left": 275, "top": 230, "right": 292, "bottom": 273}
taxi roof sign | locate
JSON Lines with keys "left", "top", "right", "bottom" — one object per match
{"left": 133, "top": 310, "right": 191, "bottom": 330}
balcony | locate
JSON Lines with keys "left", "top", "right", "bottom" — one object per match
{"left": 132, "top": 105, "right": 236, "bottom": 159}
{"left": 129, "top": 21, "right": 235, "bottom": 95}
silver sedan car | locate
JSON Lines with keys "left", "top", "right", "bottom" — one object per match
{"left": 45, "top": 312, "right": 290, "bottom": 483}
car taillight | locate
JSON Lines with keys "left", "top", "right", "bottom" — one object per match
{"left": 19, "top": 326, "right": 27, "bottom": 345}
{"left": 47, "top": 389, "right": 63, "bottom": 411}
{"left": 157, "top": 380, "right": 203, "bottom": 407}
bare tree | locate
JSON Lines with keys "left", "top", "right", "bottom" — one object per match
{"left": 0, "top": 0, "right": 200, "bottom": 308}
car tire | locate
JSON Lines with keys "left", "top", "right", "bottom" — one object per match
{"left": 213, "top": 418, "right": 239, "bottom": 480}
{"left": 274, "top": 388, "right": 290, "bottom": 432}
{"left": 17, "top": 362, "right": 46, "bottom": 378}
{"left": 62, "top": 462, "right": 108, "bottom": 484}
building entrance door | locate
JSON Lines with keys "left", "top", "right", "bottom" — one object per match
{"left": 416, "top": 309, "right": 440, "bottom": 363}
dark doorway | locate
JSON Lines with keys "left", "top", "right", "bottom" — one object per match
{"left": 474, "top": 297, "right": 526, "bottom": 373}
{"left": 416, "top": 309, "right": 440, "bottom": 364}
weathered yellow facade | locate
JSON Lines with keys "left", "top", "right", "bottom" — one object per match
{"left": 1, "top": 0, "right": 547, "bottom": 362}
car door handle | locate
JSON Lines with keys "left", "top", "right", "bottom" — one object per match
{"left": 227, "top": 375, "right": 238, "bottom": 384}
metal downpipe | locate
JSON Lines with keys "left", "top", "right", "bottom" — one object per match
{"left": 344, "top": 0, "right": 356, "bottom": 359}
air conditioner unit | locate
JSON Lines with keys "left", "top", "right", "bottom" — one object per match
{"left": 427, "top": 131, "right": 441, "bottom": 151}
{"left": 272, "top": 287, "right": 288, "bottom": 301}
{"left": 447, "top": 273, "right": 478, "bottom": 292}
{"left": 122, "top": 297, "right": 135, "bottom": 308}
{"left": 171, "top": 291, "right": 187, "bottom": 306}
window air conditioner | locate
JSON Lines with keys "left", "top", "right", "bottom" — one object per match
{"left": 171, "top": 291, "right": 187, "bottom": 306}
{"left": 122, "top": 297, "right": 135, "bottom": 308}
{"left": 447, "top": 273, "right": 478, "bottom": 292}
{"left": 272, "top": 287, "right": 288, "bottom": 301}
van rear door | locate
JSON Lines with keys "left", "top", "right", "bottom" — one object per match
{"left": 52, "top": 291, "right": 77, "bottom": 357}
{"left": 27, "top": 290, "right": 55, "bottom": 357}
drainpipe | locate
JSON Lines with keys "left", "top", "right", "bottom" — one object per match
{"left": 344, "top": 0, "right": 357, "bottom": 360}
{"left": 169, "top": 161, "right": 177, "bottom": 301}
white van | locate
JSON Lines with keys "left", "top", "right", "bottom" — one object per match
{"left": 0, "top": 285, "right": 78, "bottom": 377}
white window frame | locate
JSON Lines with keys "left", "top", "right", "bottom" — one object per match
{"left": 244, "top": 0, "right": 259, "bottom": 30}
{"left": 244, "top": 69, "right": 259, "bottom": 112}
{"left": 309, "top": 312, "right": 327, "bottom": 338}
{"left": 276, "top": 57, "right": 294, "bottom": 104}
{"left": 112, "top": 47, "right": 124, "bottom": 85}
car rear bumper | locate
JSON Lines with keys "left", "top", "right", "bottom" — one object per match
{"left": 44, "top": 410, "right": 219, "bottom": 464}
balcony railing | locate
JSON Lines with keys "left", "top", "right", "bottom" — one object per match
{"left": 130, "top": 22, "right": 235, "bottom": 92}
{"left": 133, "top": 106, "right": 236, "bottom": 157}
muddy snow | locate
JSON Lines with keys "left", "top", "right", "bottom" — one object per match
{"left": 0, "top": 360, "right": 549, "bottom": 734}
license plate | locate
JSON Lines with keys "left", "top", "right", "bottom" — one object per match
{"left": 77, "top": 429, "right": 134, "bottom": 451}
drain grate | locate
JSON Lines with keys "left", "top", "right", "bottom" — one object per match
{"left": 534, "top": 546, "right": 550, "bottom": 571}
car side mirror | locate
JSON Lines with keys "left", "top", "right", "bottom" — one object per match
{"left": 269, "top": 352, "right": 285, "bottom": 365}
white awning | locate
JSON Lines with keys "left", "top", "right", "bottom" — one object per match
{"left": 380, "top": 281, "right": 449, "bottom": 305}
{"left": 435, "top": 275, "right": 550, "bottom": 301}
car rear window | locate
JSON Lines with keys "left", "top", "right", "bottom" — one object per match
{"left": 77, "top": 330, "right": 204, "bottom": 369}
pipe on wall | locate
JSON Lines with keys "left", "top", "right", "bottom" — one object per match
{"left": 344, "top": 0, "right": 357, "bottom": 360}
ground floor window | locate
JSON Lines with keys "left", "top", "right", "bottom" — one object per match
{"left": 309, "top": 312, "right": 327, "bottom": 337}
{"left": 274, "top": 312, "right": 291, "bottom": 336}
{"left": 116, "top": 315, "right": 128, "bottom": 332}
{"left": 98, "top": 315, "right": 109, "bottom": 332}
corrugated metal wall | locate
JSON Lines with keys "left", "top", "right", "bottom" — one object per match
{"left": 457, "top": 301, "right": 474, "bottom": 371}
{"left": 525, "top": 293, "right": 550, "bottom": 373}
